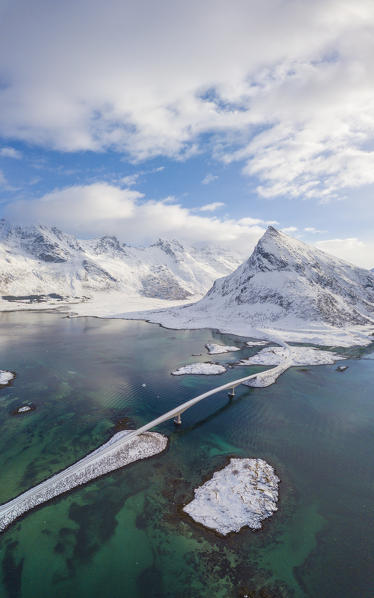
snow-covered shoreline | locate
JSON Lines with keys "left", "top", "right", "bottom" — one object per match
{"left": 184, "top": 458, "right": 279, "bottom": 535}
{"left": 0, "top": 430, "right": 167, "bottom": 533}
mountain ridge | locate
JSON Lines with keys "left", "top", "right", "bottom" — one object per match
{"left": 0, "top": 219, "right": 242, "bottom": 303}
{"left": 138, "top": 226, "right": 374, "bottom": 346}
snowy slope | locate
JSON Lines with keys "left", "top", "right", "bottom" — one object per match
{"left": 0, "top": 220, "right": 241, "bottom": 305}
{"left": 134, "top": 227, "right": 374, "bottom": 346}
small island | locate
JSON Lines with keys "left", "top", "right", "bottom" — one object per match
{"left": 205, "top": 343, "right": 240, "bottom": 355}
{"left": 0, "top": 370, "right": 15, "bottom": 386}
{"left": 171, "top": 363, "right": 227, "bottom": 376}
{"left": 183, "top": 457, "right": 279, "bottom": 535}
{"left": 13, "top": 404, "right": 36, "bottom": 415}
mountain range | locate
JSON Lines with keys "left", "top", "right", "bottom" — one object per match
{"left": 1, "top": 220, "right": 373, "bottom": 345}
{"left": 0, "top": 219, "right": 241, "bottom": 305}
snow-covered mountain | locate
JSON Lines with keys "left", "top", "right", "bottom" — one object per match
{"left": 0, "top": 220, "right": 242, "bottom": 305}
{"left": 142, "top": 226, "right": 374, "bottom": 346}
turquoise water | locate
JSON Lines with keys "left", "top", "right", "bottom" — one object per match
{"left": 0, "top": 312, "right": 373, "bottom": 597}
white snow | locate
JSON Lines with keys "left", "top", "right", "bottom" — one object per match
{"left": 171, "top": 363, "right": 227, "bottom": 375}
{"left": 183, "top": 458, "right": 279, "bottom": 535}
{"left": 0, "top": 221, "right": 242, "bottom": 312}
{"left": 205, "top": 343, "right": 240, "bottom": 354}
{"left": 0, "top": 430, "right": 167, "bottom": 533}
{"left": 246, "top": 340, "right": 268, "bottom": 347}
{"left": 127, "top": 227, "right": 374, "bottom": 347}
{"left": 1, "top": 223, "right": 374, "bottom": 348}
{"left": 238, "top": 345, "right": 345, "bottom": 388}
{"left": 239, "top": 345, "right": 345, "bottom": 367}
{"left": 0, "top": 370, "right": 14, "bottom": 385}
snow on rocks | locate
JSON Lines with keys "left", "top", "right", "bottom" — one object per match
{"left": 183, "top": 458, "right": 279, "bottom": 535}
{"left": 0, "top": 430, "right": 167, "bottom": 533}
{"left": 13, "top": 404, "right": 35, "bottom": 415}
{"left": 205, "top": 343, "right": 240, "bottom": 354}
{"left": 0, "top": 370, "right": 15, "bottom": 386}
{"left": 171, "top": 363, "right": 227, "bottom": 376}
{"left": 136, "top": 227, "right": 374, "bottom": 347}
{"left": 238, "top": 345, "right": 345, "bottom": 388}
{"left": 239, "top": 345, "right": 345, "bottom": 367}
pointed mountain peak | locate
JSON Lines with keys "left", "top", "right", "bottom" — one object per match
{"left": 265, "top": 225, "right": 280, "bottom": 236}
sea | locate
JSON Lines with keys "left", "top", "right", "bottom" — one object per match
{"left": 0, "top": 311, "right": 373, "bottom": 598}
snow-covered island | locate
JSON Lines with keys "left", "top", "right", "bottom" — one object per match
{"left": 183, "top": 458, "right": 279, "bottom": 535}
{"left": 13, "top": 404, "right": 35, "bottom": 415}
{"left": 237, "top": 345, "right": 345, "bottom": 388}
{"left": 239, "top": 345, "right": 345, "bottom": 367}
{"left": 246, "top": 340, "right": 268, "bottom": 347}
{"left": 205, "top": 343, "right": 240, "bottom": 355}
{"left": 0, "top": 370, "right": 15, "bottom": 386}
{"left": 0, "top": 430, "right": 167, "bottom": 533}
{"left": 171, "top": 363, "right": 227, "bottom": 376}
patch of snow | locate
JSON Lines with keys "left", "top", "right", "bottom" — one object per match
{"left": 16, "top": 405, "right": 32, "bottom": 413}
{"left": 183, "top": 458, "right": 279, "bottom": 535}
{"left": 205, "top": 343, "right": 240, "bottom": 354}
{"left": 0, "top": 370, "right": 14, "bottom": 385}
{"left": 171, "top": 363, "right": 227, "bottom": 375}
{"left": 246, "top": 340, "right": 268, "bottom": 347}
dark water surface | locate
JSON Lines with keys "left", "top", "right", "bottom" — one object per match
{"left": 0, "top": 312, "right": 373, "bottom": 598}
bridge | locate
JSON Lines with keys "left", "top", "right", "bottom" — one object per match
{"left": 0, "top": 343, "right": 291, "bottom": 532}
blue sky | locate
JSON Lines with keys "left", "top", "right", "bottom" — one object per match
{"left": 0, "top": 0, "right": 373, "bottom": 265}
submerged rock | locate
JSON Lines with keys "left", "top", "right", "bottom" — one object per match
{"left": 183, "top": 458, "right": 279, "bottom": 535}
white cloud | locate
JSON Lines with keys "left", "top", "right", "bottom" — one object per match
{"left": 0, "top": 147, "right": 22, "bottom": 159}
{"left": 0, "top": 1, "right": 374, "bottom": 200}
{"left": 198, "top": 202, "right": 224, "bottom": 212}
{"left": 202, "top": 174, "right": 218, "bottom": 185}
{"left": 120, "top": 174, "right": 139, "bottom": 187}
{"left": 0, "top": 169, "right": 19, "bottom": 191}
{"left": 315, "top": 237, "right": 374, "bottom": 268}
{"left": 281, "top": 226, "right": 298, "bottom": 234}
{"left": 304, "top": 227, "right": 326, "bottom": 234}
{"left": 4, "top": 183, "right": 265, "bottom": 255}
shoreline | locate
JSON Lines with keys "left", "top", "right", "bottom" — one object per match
{"left": 0, "top": 299, "right": 373, "bottom": 349}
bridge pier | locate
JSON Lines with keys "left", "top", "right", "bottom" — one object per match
{"left": 173, "top": 413, "right": 182, "bottom": 425}
{"left": 228, "top": 387, "right": 235, "bottom": 398}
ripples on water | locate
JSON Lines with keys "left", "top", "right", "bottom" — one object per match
{"left": 0, "top": 312, "right": 373, "bottom": 598}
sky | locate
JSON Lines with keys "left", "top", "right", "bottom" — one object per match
{"left": 0, "top": 0, "right": 374, "bottom": 266}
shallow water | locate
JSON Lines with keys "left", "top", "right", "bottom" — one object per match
{"left": 0, "top": 312, "right": 373, "bottom": 597}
